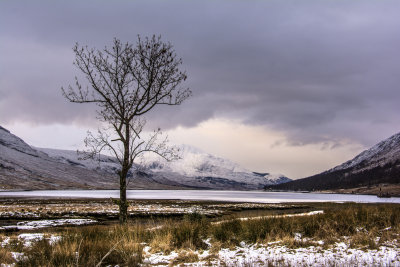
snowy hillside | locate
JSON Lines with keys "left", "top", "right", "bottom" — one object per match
{"left": 329, "top": 132, "right": 400, "bottom": 173}
{"left": 0, "top": 125, "right": 290, "bottom": 190}
{"left": 0, "top": 126, "right": 183, "bottom": 190}
{"left": 0, "top": 126, "right": 117, "bottom": 189}
{"left": 138, "top": 145, "right": 291, "bottom": 188}
{"left": 38, "top": 148, "right": 121, "bottom": 174}
{"left": 38, "top": 145, "right": 291, "bottom": 190}
{"left": 271, "top": 131, "right": 400, "bottom": 192}
{"left": 0, "top": 126, "right": 42, "bottom": 157}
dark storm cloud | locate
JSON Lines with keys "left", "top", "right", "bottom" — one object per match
{"left": 1, "top": 0, "right": 400, "bottom": 146}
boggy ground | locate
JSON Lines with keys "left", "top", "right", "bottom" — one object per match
{"left": 0, "top": 198, "right": 311, "bottom": 237}
{"left": 0, "top": 199, "right": 399, "bottom": 266}
{"left": 0, "top": 197, "right": 309, "bottom": 222}
{"left": 332, "top": 183, "right": 400, "bottom": 197}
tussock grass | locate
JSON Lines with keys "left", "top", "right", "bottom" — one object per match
{"left": 208, "top": 203, "right": 400, "bottom": 249}
{"left": 171, "top": 250, "right": 199, "bottom": 265}
{"left": 150, "top": 213, "right": 209, "bottom": 252}
{"left": 0, "top": 246, "right": 14, "bottom": 265}
{"left": 0, "top": 203, "right": 399, "bottom": 266}
{"left": 11, "top": 225, "right": 146, "bottom": 267}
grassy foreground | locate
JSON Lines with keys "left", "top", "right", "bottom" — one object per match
{"left": 0, "top": 203, "right": 399, "bottom": 266}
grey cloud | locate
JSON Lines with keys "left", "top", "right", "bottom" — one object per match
{"left": 1, "top": 0, "right": 400, "bottom": 147}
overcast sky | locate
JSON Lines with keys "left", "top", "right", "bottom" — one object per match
{"left": 1, "top": 1, "right": 400, "bottom": 178}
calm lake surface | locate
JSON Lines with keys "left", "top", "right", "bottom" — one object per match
{"left": 0, "top": 190, "right": 399, "bottom": 204}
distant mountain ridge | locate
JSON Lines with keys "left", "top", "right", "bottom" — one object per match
{"left": 270, "top": 132, "right": 400, "bottom": 192}
{"left": 38, "top": 145, "right": 291, "bottom": 190}
{"left": 134, "top": 145, "right": 291, "bottom": 189}
{"left": 0, "top": 126, "right": 290, "bottom": 190}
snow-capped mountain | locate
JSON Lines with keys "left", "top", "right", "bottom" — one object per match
{"left": 271, "top": 132, "right": 400, "bottom": 192}
{"left": 37, "top": 145, "right": 290, "bottom": 190}
{"left": 0, "top": 126, "right": 290, "bottom": 190}
{"left": 329, "top": 132, "right": 400, "bottom": 173}
{"left": 136, "top": 145, "right": 291, "bottom": 189}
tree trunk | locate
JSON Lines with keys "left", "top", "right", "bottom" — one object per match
{"left": 119, "top": 170, "right": 128, "bottom": 224}
{"left": 119, "top": 124, "right": 130, "bottom": 224}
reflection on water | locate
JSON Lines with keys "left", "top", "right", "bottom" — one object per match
{"left": 0, "top": 190, "right": 399, "bottom": 204}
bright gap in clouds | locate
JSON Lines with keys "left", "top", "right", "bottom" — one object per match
{"left": 168, "top": 119, "right": 365, "bottom": 179}
{"left": 4, "top": 119, "right": 365, "bottom": 179}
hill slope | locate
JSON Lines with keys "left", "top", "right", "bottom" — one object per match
{"left": 0, "top": 126, "right": 185, "bottom": 190}
{"left": 37, "top": 145, "right": 291, "bottom": 190}
{"left": 0, "top": 126, "right": 290, "bottom": 190}
{"left": 270, "top": 132, "right": 400, "bottom": 192}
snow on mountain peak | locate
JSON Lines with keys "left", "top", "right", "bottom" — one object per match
{"left": 330, "top": 132, "right": 400, "bottom": 172}
{"left": 140, "top": 145, "right": 246, "bottom": 175}
{"left": 138, "top": 144, "right": 290, "bottom": 186}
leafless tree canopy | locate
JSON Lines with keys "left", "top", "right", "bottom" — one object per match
{"left": 62, "top": 36, "right": 190, "bottom": 162}
{"left": 62, "top": 35, "right": 191, "bottom": 223}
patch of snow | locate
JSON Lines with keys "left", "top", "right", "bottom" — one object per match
{"left": 294, "top": 233, "right": 302, "bottom": 241}
{"left": 142, "top": 246, "right": 179, "bottom": 265}
{"left": 2, "top": 219, "right": 96, "bottom": 230}
{"left": 49, "top": 235, "right": 62, "bottom": 245}
{"left": 1, "top": 237, "right": 10, "bottom": 247}
{"left": 17, "top": 233, "right": 61, "bottom": 247}
{"left": 140, "top": 241, "right": 400, "bottom": 266}
{"left": 214, "top": 210, "right": 324, "bottom": 224}
{"left": 203, "top": 238, "right": 212, "bottom": 247}
{"left": 217, "top": 242, "right": 400, "bottom": 266}
{"left": 18, "top": 233, "right": 44, "bottom": 247}
{"left": 0, "top": 211, "right": 40, "bottom": 218}
{"left": 11, "top": 252, "right": 25, "bottom": 261}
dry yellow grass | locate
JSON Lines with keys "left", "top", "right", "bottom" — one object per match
{"left": 150, "top": 230, "right": 174, "bottom": 253}
{"left": 0, "top": 246, "right": 14, "bottom": 265}
{"left": 0, "top": 203, "right": 399, "bottom": 266}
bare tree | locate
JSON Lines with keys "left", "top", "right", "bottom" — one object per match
{"left": 62, "top": 36, "right": 191, "bottom": 223}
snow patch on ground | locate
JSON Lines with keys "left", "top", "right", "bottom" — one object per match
{"left": 141, "top": 241, "right": 400, "bottom": 266}
{"left": 217, "top": 242, "right": 400, "bottom": 266}
{"left": 0, "top": 202, "right": 295, "bottom": 219}
{"left": 142, "top": 246, "right": 179, "bottom": 265}
{"left": 11, "top": 252, "right": 25, "bottom": 262}
{"left": 0, "top": 218, "right": 96, "bottom": 230}
{"left": 214, "top": 210, "right": 324, "bottom": 225}
{"left": 17, "top": 233, "right": 61, "bottom": 247}
{"left": 2, "top": 233, "right": 62, "bottom": 263}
